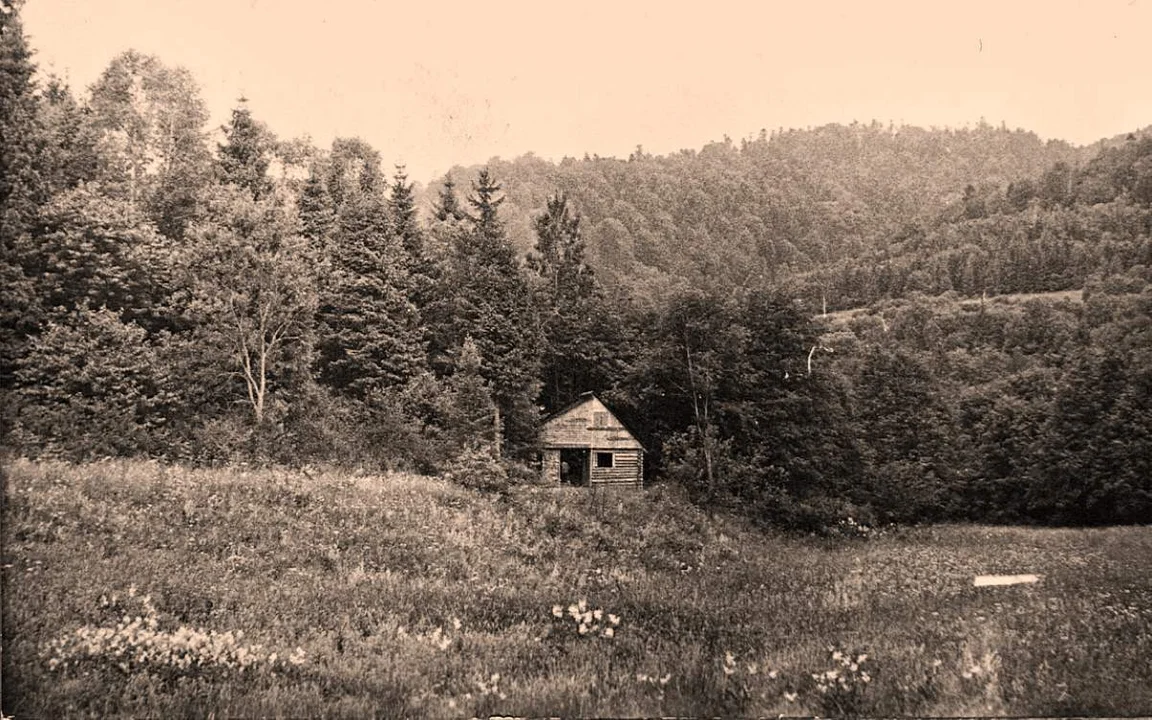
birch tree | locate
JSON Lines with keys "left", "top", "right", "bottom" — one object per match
{"left": 185, "top": 187, "right": 316, "bottom": 426}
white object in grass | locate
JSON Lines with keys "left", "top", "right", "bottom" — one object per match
{"left": 973, "top": 574, "right": 1041, "bottom": 586}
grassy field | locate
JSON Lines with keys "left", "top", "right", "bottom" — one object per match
{"left": 3, "top": 459, "right": 1151, "bottom": 718}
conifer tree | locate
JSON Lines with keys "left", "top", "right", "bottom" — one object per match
{"left": 433, "top": 177, "right": 466, "bottom": 222}
{"left": 216, "top": 99, "right": 274, "bottom": 200}
{"left": 0, "top": 0, "right": 45, "bottom": 390}
{"left": 435, "top": 168, "right": 541, "bottom": 457}
{"left": 298, "top": 164, "right": 335, "bottom": 249}
{"left": 443, "top": 336, "right": 500, "bottom": 452}
{"left": 528, "top": 192, "right": 613, "bottom": 410}
{"left": 315, "top": 152, "right": 427, "bottom": 401}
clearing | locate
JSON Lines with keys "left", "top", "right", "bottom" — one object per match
{"left": 3, "top": 458, "right": 1150, "bottom": 717}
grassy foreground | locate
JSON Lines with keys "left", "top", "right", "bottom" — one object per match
{"left": 3, "top": 459, "right": 1151, "bottom": 718}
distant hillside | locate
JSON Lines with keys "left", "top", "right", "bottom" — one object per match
{"left": 424, "top": 122, "right": 1094, "bottom": 300}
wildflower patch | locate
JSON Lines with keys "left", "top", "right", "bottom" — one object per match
{"left": 42, "top": 588, "right": 304, "bottom": 683}
{"left": 811, "top": 645, "right": 873, "bottom": 716}
{"left": 549, "top": 599, "right": 621, "bottom": 639}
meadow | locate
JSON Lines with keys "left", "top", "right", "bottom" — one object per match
{"left": 3, "top": 458, "right": 1151, "bottom": 718}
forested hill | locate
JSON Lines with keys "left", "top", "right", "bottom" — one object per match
{"left": 427, "top": 122, "right": 1092, "bottom": 302}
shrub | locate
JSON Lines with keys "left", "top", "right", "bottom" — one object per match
{"left": 441, "top": 443, "right": 509, "bottom": 493}
{"left": 11, "top": 308, "right": 175, "bottom": 460}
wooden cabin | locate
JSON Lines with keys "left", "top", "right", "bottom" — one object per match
{"left": 539, "top": 393, "right": 644, "bottom": 488}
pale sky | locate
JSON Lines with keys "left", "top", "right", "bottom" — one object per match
{"left": 21, "top": 0, "right": 1152, "bottom": 183}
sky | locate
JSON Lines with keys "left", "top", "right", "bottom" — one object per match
{"left": 21, "top": 0, "right": 1152, "bottom": 184}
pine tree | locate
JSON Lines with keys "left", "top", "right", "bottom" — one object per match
{"left": 298, "top": 164, "right": 336, "bottom": 248}
{"left": 315, "top": 156, "right": 427, "bottom": 401}
{"left": 433, "top": 177, "right": 466, "bottom": 222}
{"left": 216, "top": 99, "right": 274, "bottom": 200}
{"left": 37, "top": 76, "right": 100, "bottom": 193}
{"left": 388, "top": 165, "right": 439, "bottom": 314}
{"left": 443, "top": 336, "right": 500, "bottom": 452}
{"left": 1, "top": 0, "right": 48, "bottom": 387}
{"left": 468, "top": 168, "right": 507, "bottom": 246}
{"left": 12, "top": 307, "right": 172, "bottom": 458}
{"left": 435, "top": 169, "right": 541, "bottom": 457}
{"left": 527, "top": 192, "right": 612, "bottom": 410}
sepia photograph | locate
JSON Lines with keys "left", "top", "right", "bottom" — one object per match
{"left": 3, "top": 0, "right": 1151, "bottom": 716}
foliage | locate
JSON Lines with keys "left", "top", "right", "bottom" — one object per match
{"left": 44, "top": 588, "right": 307, "bottom": 682}
{"left": 11, "top": 308, "right": 175, "bottom": 459}
{"left": 440, "top": 443, "right": 509, "bottom": 493}
{"left": 0, "top": 0, "right": 49, "bottom": 385}
{"left": 85, "top": 50, "right": 211, "bottom": 238}
{"left": 215, "top": 100, "right": 275, "bottom": 200}
{"left": 850, "top": 346, "right": 971, "bottom": 522}
{"left": 182, "top": 186, "right": 318, "bottom": 426}
{"left": 528, "top": 192, "right": 620, "bottom": 412}
{"left": 810, "top": 646, "right": 874, "bottom": 718}
{"left": 5, "top": 23, "right": 1152, "bottom": 525}
{"left": 432, "top": 169, "right": 542, "bottom": 458}
{"left": 314, "top": 182, "right": 426, "bottom": 399}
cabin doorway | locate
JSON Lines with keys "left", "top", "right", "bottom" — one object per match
{"left": 559, "top": 448, "right": 589, "bottom": 486}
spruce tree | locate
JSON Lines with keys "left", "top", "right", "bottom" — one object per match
{"left": 0, "top": 0, "right": 48, "bottom": 388}
{"left": 433, "top": 177, "right": 466, "bottom": 222}
{"left": 315, "top": 158, "right": 427, "bottom": 401}
{"left": 444, "top": 336, "right": 500, "bottom": 452}
{"left": 528, "top": 192, "right": 612, "bottom": 411}
{"left": 298, "top": 164, "right": 336, "bottom": 249}
{"left": 216, "top": 99, "right": 274, "bottom": 200}
{"left": 435, "top": 168, "right": 541, "bottom": 458}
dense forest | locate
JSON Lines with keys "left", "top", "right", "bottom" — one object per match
{"left": 3, "top": 2, "right": 1150, "bottom": 527}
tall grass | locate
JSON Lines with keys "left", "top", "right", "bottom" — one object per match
{"left": 3, "top": 458, "right": 1151, "bottom": 717}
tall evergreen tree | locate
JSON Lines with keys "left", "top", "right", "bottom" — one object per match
{"left": 298, "top": 163, "right": 336, "bottom": 249}
{"left": 528, "top": 192, "right": 614, "bottom": 411}
{"left": 389, "top": 166, "right": 437, "bottom": 288}
{"left": 315, "top": 149, "right": 427, "bottom": 401}
{"left": 0, "top": 0, "right": 45, "bottom": 391}
{"left": 216, "top": 99, "right": 274, "bottom": 200}
{"left": 433, "top": 177, "right": 466, "bottom": 223}
{"left": 37, "top": 76, "right": 100, "bottom": 194}
{"left": 435, "top": 169, "right": 541, "bottom": 457}
{"left": 443, "top": 336, "right": 500, "bottom": 453}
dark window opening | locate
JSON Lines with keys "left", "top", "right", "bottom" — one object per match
{"left": 595, "top": 452, "right": 614, "bottom": 468}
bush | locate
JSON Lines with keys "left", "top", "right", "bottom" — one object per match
{"left": 11, "top": 308, "right": 176, "bottom": 460}
{"left": 441, "top": 444, "right": 509, "bottom": 493}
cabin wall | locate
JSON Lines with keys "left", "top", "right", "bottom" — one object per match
{"left": 542, "top": 449, "right": 561, "bottom": 485}
{"left": 589, "top": 449, "right": 642, "bottom": 488}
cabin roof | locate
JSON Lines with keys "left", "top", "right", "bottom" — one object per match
{"left": 540, "top": 393, "right": 644, "bottom": 451}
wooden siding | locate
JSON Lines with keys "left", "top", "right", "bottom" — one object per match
{"left": 589, "top": 449, "right": 642, "bottom": 487}
{"left": 540, "top": 396, "right": 643, "bottom": 451}
{"left": 540, "top": 395, "right": 644, "bottom": 488}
